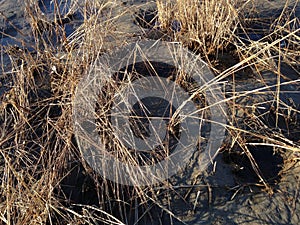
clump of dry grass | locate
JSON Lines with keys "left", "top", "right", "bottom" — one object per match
{"left": 157, "top": 0, "right": 245, "bottom": 58}
{"left": 234, "top": 7, "right": 300, "bottom": 72}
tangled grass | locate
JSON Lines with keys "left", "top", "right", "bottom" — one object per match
{"left": 0, "top": 0, "right": 299, "bottom": 224}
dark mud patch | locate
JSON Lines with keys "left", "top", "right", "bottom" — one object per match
{"left": 134, "top": 8, "right": 158, "bottom": 29}
{"left": 223, "top": 145, "right": 284, "bottom": 189}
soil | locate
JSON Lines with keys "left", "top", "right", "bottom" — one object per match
{"left": 0, "top": 0, "right": 299, "bottom": 224}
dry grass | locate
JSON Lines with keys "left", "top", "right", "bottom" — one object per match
{"left": 0, "top": 0, "right": 126, "bottom": 224}
{"left": 0, "top": 0, "right": 299, "bottom": 224}
{"left": 157, "top": 0, "right": 245, "bottom": 58}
